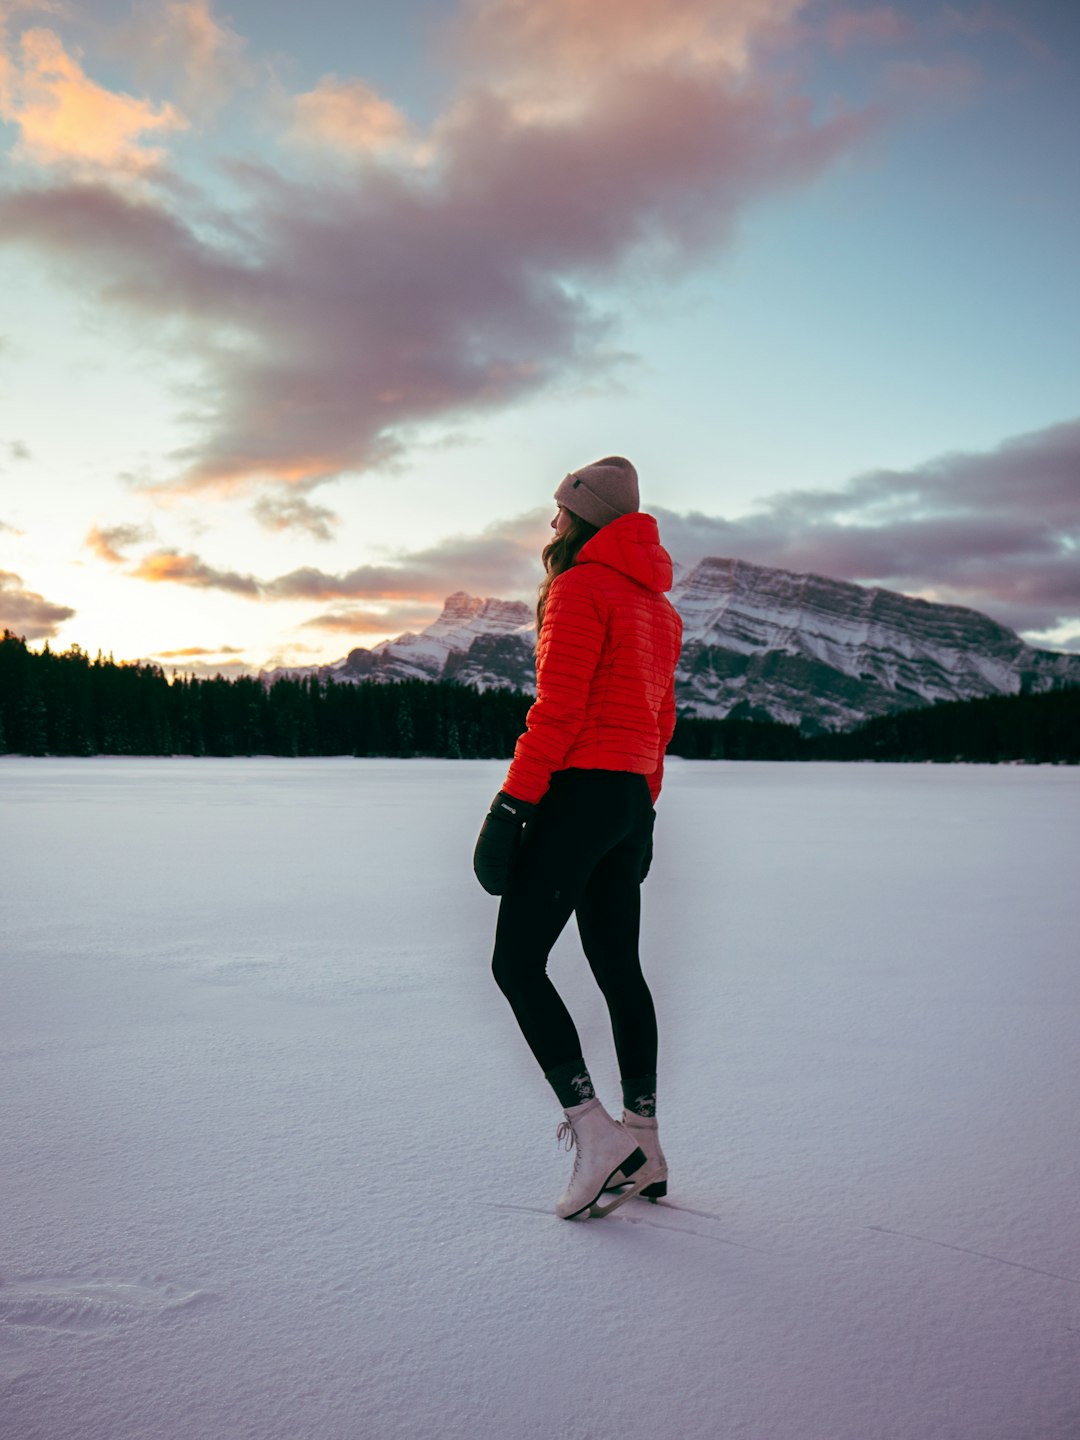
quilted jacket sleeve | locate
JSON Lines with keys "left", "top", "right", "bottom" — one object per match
{"left": 646, "top": 669, "right": 677, "bottom": 804}
{"left": 501, "top": 572, "right": 606, "bottom": 805}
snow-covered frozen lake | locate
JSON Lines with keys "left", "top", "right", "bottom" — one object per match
{"left": 2, "top": 757, "right": 1079, "bottom": 1440}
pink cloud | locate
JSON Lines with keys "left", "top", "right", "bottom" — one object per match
{"left": 0, "top": 0, "right": 882, "bottom": 496}
{"left": 270, "top": 510, "right": 550, "bottom": 603}
{"left": 824, "top": 6, "right": 910, "bottom": 52}
{"left": 657, "top": 417, "right": 1080, "bottom": 639}
{"left": 446, "top": 0, "right": 808, "bottom": 82}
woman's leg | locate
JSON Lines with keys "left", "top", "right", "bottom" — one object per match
{"left": 491, "top": 771, "right": 639, "bottom": 1089}
{"left": 574, "top": 810, "right": 658, "bottom": 1086}
{"left": 575, "top": 785, "right": 667, "bottom": 1196}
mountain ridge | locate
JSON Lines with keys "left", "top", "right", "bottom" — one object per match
{"left": 264, "top": 558, "right": 1080, "bottom": 732}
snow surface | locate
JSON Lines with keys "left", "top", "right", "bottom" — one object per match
{"left": 2, "top": 757, "right": 1079, "bottom": 1440}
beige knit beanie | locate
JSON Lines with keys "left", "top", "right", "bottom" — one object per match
{"left": 554, "top": 456, "right": 639, "bottom": 529}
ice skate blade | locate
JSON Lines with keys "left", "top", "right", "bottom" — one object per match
{"left": 587, "top": 1172, "right": 655, "bottom": 1219}
{"left": 558, "top": 1146, "right": 647, "bottom": 1221}
{"left": 603, "top": 1176, "right": 667, "bottom": 1201}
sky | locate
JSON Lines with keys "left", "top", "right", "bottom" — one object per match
{"left": 0, "top": 0, "right": 1078, "bottom": 675}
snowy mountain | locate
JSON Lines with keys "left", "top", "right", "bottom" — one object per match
{"left": 265, "top": 562, "right": 1080, "bottom": 731}
{"left": 281, "top": 592, "right": 537, "bottom": 692}
{"left": 671, "top": 558, "right": 1080, "bottom": 730}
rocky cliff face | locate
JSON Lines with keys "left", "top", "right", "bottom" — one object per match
{"left": 264, "top": 564, "right": 1080, "bottom": 732}
{"left": 671, "top": 558, "right": 1079, "bottom": 730}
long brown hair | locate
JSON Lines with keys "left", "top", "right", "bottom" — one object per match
{"left": 537, "top": 510, "right": 599, "bottom": 631}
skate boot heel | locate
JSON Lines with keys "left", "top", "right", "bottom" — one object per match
{"left": 555, "top": 1102, "right": 655, "bottom": 1220}
{"left": 603, "top": 1111, "right": 669, "bottom": 1201}
{"left": 617, "top": 1145, "right": 647, "bottom": 1179}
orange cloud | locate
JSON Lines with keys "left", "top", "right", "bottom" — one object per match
{"left": 0, "top": 26, "right": 186, "bottom": 174}
{"left": 289, "top": 76, "right": 411, "bottom": 155}
{"left": 131, "top": 550, "right": 260, "bottom": 595}
{"left": 301, "top": 603, "right": 442, "bottom": 635}
{"left": 85, "top": 521, "right": 152, "bottom": 564}
{"left": 124, "top": 511, "right": 548, "bottom": 608}
{"left": 153, "top": 644, "right": 245, "bottom": 657}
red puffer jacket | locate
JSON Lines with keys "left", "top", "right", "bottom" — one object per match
{"left": 502, "top": 512, "right": 682, "bottom": 806}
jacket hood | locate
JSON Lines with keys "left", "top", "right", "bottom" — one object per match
{"left": 576, "top": 512, "right": 673, "bottom": 594}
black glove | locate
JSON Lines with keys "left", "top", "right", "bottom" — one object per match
{"left": 473, "top": 791, "right": 536, "bottom": 896}
{"left": 639, "top": 807, "right": 656, "bottom": 883}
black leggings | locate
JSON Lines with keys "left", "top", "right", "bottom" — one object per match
{"left": 491, "top": 769, "right": 658, "bottom": 1077}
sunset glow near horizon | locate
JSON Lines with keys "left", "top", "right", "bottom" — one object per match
{"left": 1, "top": 0, "right": 1078, "bottom": 677}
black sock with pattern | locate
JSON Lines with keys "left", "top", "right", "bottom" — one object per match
{"left": 545, "top": 1058, "right": 597, "bottom": 1109}
{"left": 621, "top": 1075, "right": 657, "bottom": 1118}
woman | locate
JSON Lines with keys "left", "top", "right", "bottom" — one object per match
{"left": 473, "top": 456, "right": 682, "bottom": 1220}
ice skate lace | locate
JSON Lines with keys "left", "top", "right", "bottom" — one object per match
{"left": 556, "top": 1119, "right": 581, "bottom": 1178}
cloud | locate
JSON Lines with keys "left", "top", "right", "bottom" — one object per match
{"left": 7, "top": 437, "right": 31, "bottom": 459}
{"left": 300, "top": 602, "right": 443, "bottom": 636}
{"left": 0, "top": 2, "right": 66, "bottom": 19}
{"left": 0, "top": 25, "right": 186, "bottom": 175}
{"left": 252, "top": 493, "right": 340, "bottom": 541}
{"left": 936, "top": 4, "right": 1054, "bottom": 64}
{"left": 0, "top": 0, "right": 882, "bottom": 495}
{"left": 152, "top": 643, "right": 244, "bottom": 657}
{"left": 288, "top": 76, "right": 412, "bottom": 156}
{"left": 130, "top": 549, "right": 260, "bottom": 595}
{"left": 823, "top": 6, "right": 910, "bottom": 51}
{"left": 157, "top": 655, "right": 256, "bottom": 678}
{"left": 881, "top": 56, "right": 980, "bottom": 104}
{"left": 0, "top": 567, "right": 74, "bottom": 638}
{"left": 447, "top": 0, "right": 806, "bottom": 84}
{"left": 85, "top": 521, "right": 154, "bottom": 563}
{"left": 656, "top": 416, "right": 1080, "bottom": 640}
{"left": 266, "top": 510, "right": 549, "bottom": 603}
{"left": 114, "top": 0, "right": 253, "bottom": 120}
{"left": 126, "top": 509, "right": 549, "bottom": 610}
{"left": 117, "top": 416, "right": 1080, "bottom": 649}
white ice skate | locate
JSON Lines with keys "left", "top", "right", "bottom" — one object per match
{"left": 554, "top": 1098, "right": 650, "bottom": 1220}
{"left": 603, "top": 1111, "right": 667, "bottom": 1201}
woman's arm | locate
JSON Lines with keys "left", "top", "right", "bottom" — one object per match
{"left": 501, "top": 572, "right": 606, "bottom": 804}
{"left": 646, "top": 670, "right": 677, "bottom": 804}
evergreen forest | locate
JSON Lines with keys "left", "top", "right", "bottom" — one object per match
{"left": 1, "top": 630, "right": 1077, "bottom": 763}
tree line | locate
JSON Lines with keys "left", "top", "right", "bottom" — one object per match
{"left": 1, "top": 630, "right": 1076, "bottom": 763}
{"left": 0, "top": 632, "right": 529, "bottom": 759}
